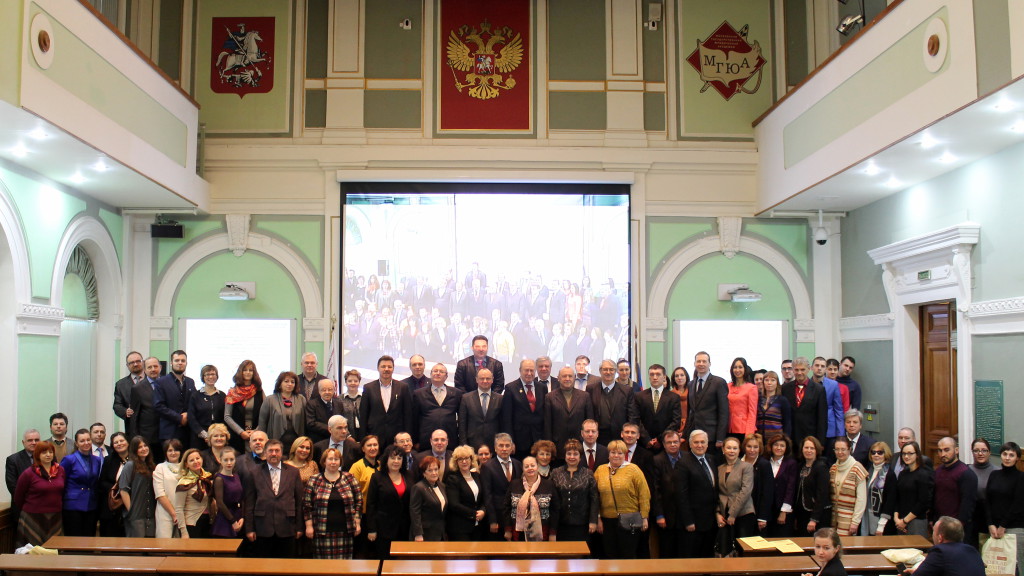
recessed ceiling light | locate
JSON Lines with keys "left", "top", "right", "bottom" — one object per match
{"left": 70, "top": 172, "right": 86, "bottom": 184}
{"left": 938, "top": 151, "right": 956, "bottom": 164}
{"left": 11, "top": 143, "right": 28, "bottom": 158}
{"left": 919, "top": 133, "right": 939, "bottom": 149}
{"left": 993, "top": 98, "right": 1015, "bottom": 112}
{"left": 863, "top": 162, "right": 880, "bottom": 175}
{"left": 885, "top": 176, "right": 902, "bottom": 189}
{"left": 28, "top": 128, "right": 48, "bottom": 140}
{"left": 92, "top": 159, "right": 109, "bottom": 172}
{"left": 1010, "top": 120, "right": 1024, "bottom": 133}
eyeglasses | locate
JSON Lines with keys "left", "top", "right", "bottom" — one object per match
{"left": 972, "top": 449, "right": 990, "bottom": 454}
{"left": 902, "top": 451, "right": 916, "bottom": 457}
{"left": 870, "top": 450, "right": 885, "bottom": 455}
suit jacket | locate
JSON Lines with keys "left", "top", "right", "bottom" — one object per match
{"left": 414, "top": 449, "right": 453, "bottom": 483}
{"left": 152, "top": 373, "right": 197, "bottom": 442}
{"left": 358, "top": 380, "right": 413, "bottom": 448}
{"left": 652, "top": 451, "right": 688, "bottom": 527}
{"left": 581, "top": 443, "right": 609, "bottom": 472}
{"left": 257, "top": 393, "right": 308, "bottom": 444}
{"left": 771, "top": 457, "right": 800, "bottom": 515}
{"left": 244, "top": 462, "right": 304, "bottom": 538}
{"left": 304, "top": 396, "right": 345, "bottom": 444}
{"left": 587, "top": 381, "right": 640, "bottom": 445}
{"left": 683, "top": 374, "right": 729, "bottom": 445}
{"left": 409, "top": 479, "right": 448, "bottom": 540}
{"left": 481, "top": 457, "right": 522, "bottom": 525}
{"left": 717, "top": 458, "right": 755, "bottom": 520}
{"left": 445, "top": 470, "right": 487, "bottom": 536}
{"left": 636, "top": 387, "right": 682, "bottom": 446}
{"left": 827, "top": 431, "right": 876, "bottom": 468}
{"left": 453, "top": 355, "right": 505, "bottom": 394}
{"left": 780, "top": 381, "right": 828, "bottom": 444}
{"left": 364, "top": 469, "right": 412, "bottom": 540}
{"left": 312, "top": 437, "right": 362, "bottom": 471}
{"left": 6, "top": 449, "right": 32, "bottom": 497}
{"left": 501, "top": 379, "right": 547, "bottom": 455}
{"left": 129, "top": 378, "right": 161, "bottom": 445}
{"left": 679, "top": 451, "right": 719, "bottom": 530}
{"left": 113, "top": 374, "right": 138, "bottom": 429}
{"left": 543, "top": 388, "right": 594, "bottom": 449}
{"left": 459, "top": 389, "right": 503, "bottom": 450}
{"left": 911, "top": 541, "right": 986, "bottom": 576}
{"left": 411, "top": 385, "right": 463, "bottom": 448}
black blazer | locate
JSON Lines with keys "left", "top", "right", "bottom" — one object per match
{"left": 97, "top": 453, "right": 125, "bottom": 521}
{"left": 359, "top": 380, "right": 413, "bottom": 448}
{"left": 651, "top": 451, "right": 688, "bottom": 528}
{"left": 411, "top": 386, "right": 462, "bottom": 448}
{"left": 225, "top": 390, "right": 265, "bottom": 454}
{"left": 543, "top": 388, "right": 594, "bottom": 449}
{"left": 636, "top": 387, "right": 682, "bottom": 446}
{"left": 312, "top": 437, "right": 362, "bottom": 471}
{"left": 365, "top": 469, "right": 412, "bottom": 540}
{"left": 827, "top": 432, "right": 875, "bottom": 468}
{"left": 153, "top": 374, "right": 197, "bottom": 442}
{"left": 413, "top": 450, "right": 453, "bottom": 483}
{"left": 129, "top": 379, "right": 160, "bottom": 445}
{"left": 679, "top": 452, "right": 719, "bottom": 530}
{"left": 112, "top": 375, "right": 136, "bottom": 429}
{"left": 410, "top": 479, "right": 447, "bottom": 541}
{"left": 587, "top": 382, "right": 640, "bottom": 446}
{"left": 817, "top": 556, "right": 848, "bottom": 576}
{"left": 683, "top": 375, "right": 729, "bottom": 446}
{"left": 481, "top": 457, "right": 522, "bottom": 525}
{"left": 749, "top": 456, "right": 775, "bottom": 522}
{"left": 243, "top": 463, "right": 304, "bottom": 538}
{"left": 5, "top": 449, "right": 32, "bottom": 497}
{"left": 453, "top": 356, "right": 505, "bottom": 394}
{"left": 501, "top": 379, "right": 547, "bottom": 454}
{"left": 304, "top": 396, "right": 345, "bottom": 444}
{"left": 796, "top": 460, "right": 831, "bottom": 529}
{"left": 780, "top": 381, "right": 828, "bottom": 444}
{"left": 771, "top": 457, "right": 800, "bottom": 516}
{"left": 459, "top": 389, "right": 503, "bottom": 450}
{"left": 581, "top": 443, "right": 609, "bottom": 472}
{"left": 445, "top": 471, "right": 487, "bottom": 537}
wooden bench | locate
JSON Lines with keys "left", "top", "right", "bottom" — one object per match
{"left": 382, "top": 557, "right": 823, "bottom": 576}
{"left": 738, "top": 534, "right": 931, "bottom": 556}
{"left": 156, "top": 556, "right": 381, "bottom": 575}
{"left": 389, "top": 540, "right": 590, "bottom": 559}
{"left": 0, "top": 552, "right": 163, "bottom": 574}
{"left": 822, "top": 553, "right": 899, "bottom": 575}
{"left": 43, "top": 536, "right": 242, "bottom": 557}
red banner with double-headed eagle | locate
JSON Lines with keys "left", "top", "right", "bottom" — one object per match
{"left": 439, "top": 0, "right": 531, "bottom": 133}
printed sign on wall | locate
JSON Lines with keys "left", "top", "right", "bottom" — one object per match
{"left": 685, "top": 22, "right": 766, "bottom": 101}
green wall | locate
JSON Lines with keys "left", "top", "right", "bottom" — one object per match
{"left": 842, "top": 340, "right": 894, "bottom": 445}
{"left": 973, "top": 334, "right": 1024, "bottom": 443}
{"left": 548, "top": 0, "right": 605, "bottom": 81}
{"left": 18, "top": 334, "right": 59, "bottom": 432}
{"left": 366, "top": 0, "right": 422, "bottom": 79}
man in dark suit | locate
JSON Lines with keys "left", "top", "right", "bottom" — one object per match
{"left": 312, "top": 415, "right": 362, "bottom": 470}
{"left": 129, "top": 356, "right": 163, "bottom": 447}
{"left": 112, "top": 351, "right": 144, "bottom": 433}
{"left": 152, "top": 350, "right": 196, "bottom": 445}
{"left": 827, "top": 409, "right": 875, "bottom": 467}
{"left": 588, "top": 359, "right": 640, "bottom": 445}
{"left": 502, "top": 359, "right": 548, "bottom": 461}
{"left": 481, "top": 433, "right": 522, "bottom": 540}
{"left": 573, "top": 355, "right": 602, "bottom": 391}
{"left": 459, "top": 368, "right": 503, "bottom": 450}
{"left": 359, "top": 355, "right": 412, "bottom": 449}
{"left": 401, "top": 354, "right": 429, "bottom": 391}
{"left": 411, "top": 364, "right": 462, "bottom": 448}
{"left": 305, "top": 378, "right": 344, "bottom": 444}
{"left": 236, "top": 430, "right": 268, "bottom": 485}
{"left": 414, "top": 429, "right": 453, "bottom": 482}
{"left": 637, "top": 364, "right": 682, "bottom": 450}
{"left": 907, "top": 516, "right": 985, "bottom": 576}
{"left": 683, "top": 352, "right": 729, "bottom": 449}
{"left": 544, "top": 366, "right": 594, "bottom": 449}
{"left": 453, "top": 335, "right": 505, "bottom": 394}
{"left": 780, "top": 357, "right": 828, "bottom": 444}
{"left": 298, "top": 352, "right": 327, "bottom": 400}
{"left": 243, "top": 439, "right": 304, "bottom": 558}
{"left": 652, "top": 429, "right": 688, "bottom": 558}
{"left": 6, "top": 429, "right": 39, "bottom": 519}
{"left": 679, "top": 429, "right": 719, "bottom": 558}
{"left": 580, "top": 419, "right": 609, "bottom": 471}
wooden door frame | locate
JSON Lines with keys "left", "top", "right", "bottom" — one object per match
{"left": 868, "top": 224, "right": 978, "bottom": 458}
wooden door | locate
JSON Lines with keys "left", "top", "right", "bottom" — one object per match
{"left": 920, "top": 302, "right": 957, "bottom": 461}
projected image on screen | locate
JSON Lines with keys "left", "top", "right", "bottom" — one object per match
{"left": 342, "top": 186, "right": 630, "bottom": 383}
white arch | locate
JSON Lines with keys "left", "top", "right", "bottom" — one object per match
{"left": 152, "top": 231, "right": 323, "bottom": 320}
{"left": 0, "top": 177, "right": 31, "bottom": 473}
{"left": 49, "top": 214, "right": 125, "bottom": 432}
{"left": 0, "top": 178, "right": 32, "bottom": 303}
{"left": 646, "top": 234, "right": 814, "bottom": 335}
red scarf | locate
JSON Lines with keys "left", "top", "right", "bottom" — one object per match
{"left": 226, "top": 383, "right": 257, "bottom": 405}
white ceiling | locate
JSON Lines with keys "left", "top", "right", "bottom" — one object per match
{"left": 0, "top": 99, "right": 198, "bottom": 211}
{"left": 766, "top": 74, "right": 1024, "bottom": 214}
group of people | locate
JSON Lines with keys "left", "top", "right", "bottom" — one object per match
{"left": 2, "top": 340, "right": 1010, "bottom": 575}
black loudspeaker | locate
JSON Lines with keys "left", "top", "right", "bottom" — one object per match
{"left": 151, "top": 224, "right": 184, "bottom": 238}
{"left": 378, "top": 259, "right": 389, "bottom": 276}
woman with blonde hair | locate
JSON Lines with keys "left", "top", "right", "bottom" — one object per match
{"left": 175, "top": 448, "right": 213, "bottom": 538}
{"left": 201, "top": 423, "right": 230, "bottom": 475}
{"left": 445, "top": 445, "right": 487, "bottom": 541}
{"left": 286, "top": 436, "right": 320, "bottom": 485}
{"left": 595, "top": 440, "right": 649, "bottom": 558}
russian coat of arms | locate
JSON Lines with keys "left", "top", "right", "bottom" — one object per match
{"left": 445, "top": 19, "right": 524, "bottom": 100}
{"left": 685, "top": 22, "right": 765, "bottom": 101}
{"left": 211, "top": 17, "right": 274, "bottom": 97}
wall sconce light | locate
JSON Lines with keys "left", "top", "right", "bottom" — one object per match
{"left": 718, "top": 284, "right": 763, "bottom": 303}
{"left": 219, "top": 282, "right": 255, "bottom": 301}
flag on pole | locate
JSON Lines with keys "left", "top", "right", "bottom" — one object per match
{"left": 632, "top": 324, "right": 643, "bottom": 390}
{"left": 325, "top": 314, "right": 339, "bottom": 386}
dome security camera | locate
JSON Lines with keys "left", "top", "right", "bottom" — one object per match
{"left": 815, "top": 226, "right": 828, "bottom": 246}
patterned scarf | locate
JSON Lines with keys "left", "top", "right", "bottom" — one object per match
{"left": 177, "top": 467, "right": 214, "bottom": 502}
{"left": 226, "top": 383, "right": 257, "bottom": 405}
{"left": 515, "top": 475, "right": 543, "bottom": 541}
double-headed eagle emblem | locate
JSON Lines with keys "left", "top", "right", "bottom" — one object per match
{"left": 446, "top": 19, "right": 524, "bottom": 100}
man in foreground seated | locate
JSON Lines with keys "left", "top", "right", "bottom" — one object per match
{"left": 906, "top": 516, "right": 984, "bottom": 576}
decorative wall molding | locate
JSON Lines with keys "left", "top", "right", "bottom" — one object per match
{"left": 968, "top": 297, "right": 1024, "bottom": 335}
{"left": 17, "top": 303, "right": 65, "bottom": 336}
{"left": 150, "top": 316, "right": 173, "bottom": 341}
{"left": 226, "top": 214, "right": 251, "bottom": 257}
{"left": 303, "top": 317, "right": 326, "bottom": 342}
{"left": 718, "top": 216, "right": 742, "bottom": 258}
{"left": 839, "top": 313, "right": 895, "bottom": 342}
{"left": 0, "top": 179, "right": 32, "bottom": 303}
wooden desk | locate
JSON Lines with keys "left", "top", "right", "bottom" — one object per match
{"left": 383, "top": 557, "right": 822, "bottom": 576}
{"left": 819, "top": 553, "right": 898, "bottom": 575}
{"left": 0, "top": 552, "right": 163, "bottom": 574}
{"left": 383, "top": 559, "right": 590, "bottom": 576}
{"left": 389, "top": 540, "right": 590, "bottom": 559}
{"left": 738, "top": 535, "right": 932, "bottom": 556}
{"left": 157, "top": 556, "right": 381, "bottom": 575}
{"left": 43, "top": 536, "right": 241, "bottom": 557}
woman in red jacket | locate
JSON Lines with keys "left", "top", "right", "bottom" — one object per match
{"left": 13, "top": 441, "right": 65, "bottom": 546}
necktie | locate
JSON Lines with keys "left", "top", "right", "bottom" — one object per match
{"left": 795, "top": 385, "right": 805, "bottom": 407}
{"left": 653, "top": 388, "right": 661, "bottom": 410}
{"left": 526, "top": 384, "right": 536, "bottom": 412}
{"left": 271, "top": 466, "right": 280, "bottom": 495}
{"left": 626, "top": 449, "right": 632, "bottom": 462}
{"left": 332, "top": 442, "right": 341, "bottom": 452}
{"left": 503, "top": 460, "right": 512, "bottom": 482}
{"left": 696, "top": 378, "right": 704, "bottom": 396}
{"left": 481, "top": 392, "right": 489, "bottom": 413}
{"left": 587, "top": 449, "right": 595, "bottom": 470}
{"left": 699, "top": 457, "right": 713, "bottom": 484}
{"left": 406, "top": 454, "right": 414, "bottom": 471}
{"left": 433, "top": 387, "right": 445, "bottom": 405}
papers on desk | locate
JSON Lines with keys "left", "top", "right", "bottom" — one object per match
{"left": 738, "top": 536, "right": 806, "bottom": 553}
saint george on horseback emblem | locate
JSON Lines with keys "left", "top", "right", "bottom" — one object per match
{"left": 210, "top": 17, "right": 275, "bottom": 97}
{"left": 445, "top": 19, "right": 524, "bottom": 101}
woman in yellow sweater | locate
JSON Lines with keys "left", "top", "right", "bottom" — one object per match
{"left": 594, "top": 440, "right": 650, "bottom": 558}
